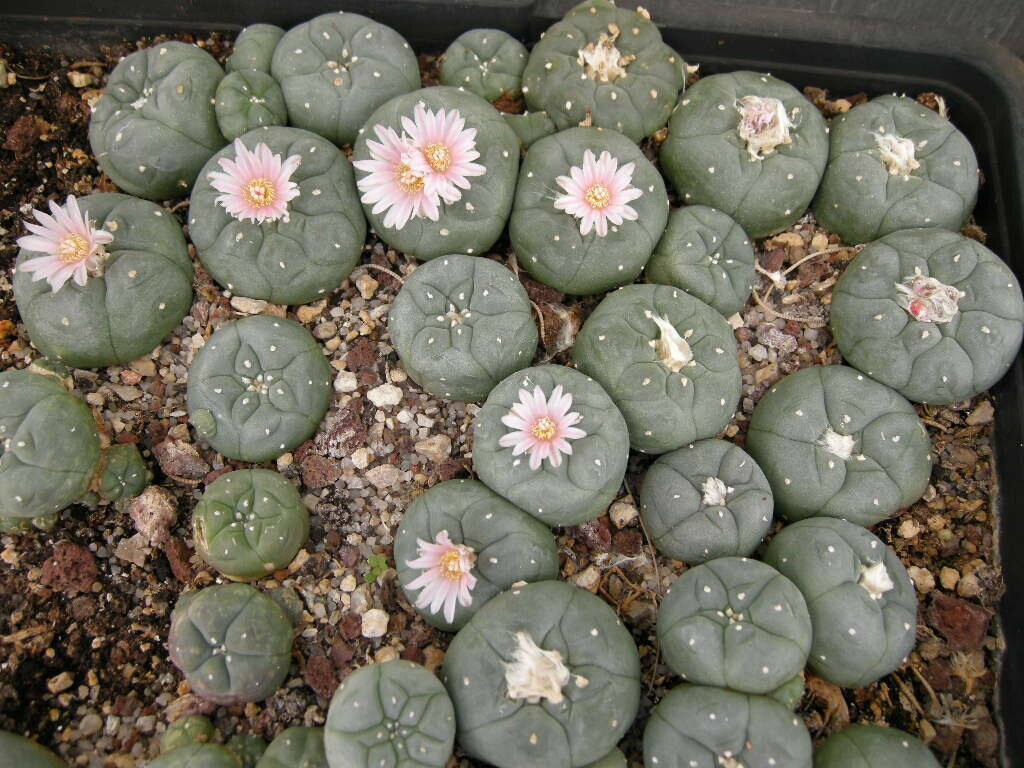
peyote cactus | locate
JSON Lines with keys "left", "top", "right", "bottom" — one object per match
{"left": 0, "top": 732, "right": 66, "bottom": 768}
{"left": 160, "top": 716, "right": 215, "bottom": 753}
{"left": 271, "top": 12, "right": 420, "bottom": 146}
{"left": 227, "top": 25, "right": 285, "bottom": 74}
{"left": 388, "top": 254, "right": 538, "bottom": 402}
{"left": 521, "top": 0, "right": 687, "bottom": 141}
{"left": 14, "top": 194, "right": 193, "bottom": 368}
{"left": 255, "top": 727, "right": 327, "bottom": 768}
{"left": 509, "top": 127, "right": 668, "bottom": 295}
{"left": 763, "top": 518, "right": 917, "bottom": 688}
{"left": 394, "top": 479, "right": 559, "bottom": 631}
{"left": 814, "top": 725, "right": 940, "bottom": 768}
{"left": 643, "top": 684, "right": 812, "bottom": 768}
{"left": 193, "top": 469, "right": 309, "bottom": 581}
{"left": 226, "top": 734, "right": 268, "bottom": 768}
{"left": 442, "top": 580, "right": 641, "bottom": 768}
{"left": 168, "top": 583, "right": 294, "bottom": 704}
{"left": 187, "top": 316, "right": 332, "bottom": 463}
{"left": 324, "top": 660, "right": 455, "bottom": 768}
{"left": 99, "top": 443, "right": 152, "bottom": 503}
{"left": 149, "top": 744, "right": 241, "bottom": 768}
{"left": 646, "top": 205, "right": 756, "bottom": 318}
{"left": 502, "top": 110, "right": 557, "bottom": 149}
{"left": 573, "top": 284, "right": 741, "bottom": 454}
{"left": 640, "top": 439, "right": 773, "bottom": 563}
{"left": 770, "top": 674, "right": 805, "bottom": 711}
{"left": 89, "top": 42, "right": 226, "bottom": 200}
{"left": 472, "top": 365, "right": 630, "bottom": 527}
{"left": 583, "top": 749, "right": 627, "bottom": 768}
{"left": 352, "top": 87, "right": 519, "bottom": 261}
{"left": 745, "top": 365, "right": 932, "bottom": 526}
{"left": 215, "top": 71, "right": 289, "bottom": 141}
{"left": 661, "top": 71, "right": 829, "bottom": 238}
{"left": 657, "top": 557, "right": 812, "bottom": 694}
{"left": 189, "top": 127, "right": 366, "bottom": 305}
{"left": 440, "top": 29, "right": 529, "bottom": 102}
{"left": 830, "top": 228, "right": 1024, "bottom": 404}
{"left": 813, "top": 95, "right": 979, "bottom": 245}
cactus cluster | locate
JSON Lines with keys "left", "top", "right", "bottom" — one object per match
{"left": 815, "top": 724, "right": 941, "bottom": 768}
{"left": 440, "top": 29, "right": 529, "bottom": 102}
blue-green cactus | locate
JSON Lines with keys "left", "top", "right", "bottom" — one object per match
{"left": 215, "top": 71, "right": 289, "bottom": 141}
{"left": 160, "top": 716, "right": 216, "bottom": 753}
{"left": 814, "top": 725, "right": 940, "bottom": 768}
{"left": 99, "top": 443, "right": 151, "bottom": 503}
{"left": 502, "top": 111, "right": 558, "bottom": 149}
{"left": 583, "top": 749, "right": 627, "bottom": 768}
{"left": 770, "top": 674, "right": 805, "bottom": 711}
{"left": 226, "top": 734, "right": 267, "bottom": 768}
{"left": 256, "top": 727, "right": 327, "bottom": 768}
{"left": 440, "top": 29, "right": 528, "bottom": 102}
{"left": 0, "top": 732, "right": 66, "bottom": 768}
{"left": 227, "top": 25, "right": 285, "bottom": 74}
{"left": 149, "top": 743, "right": 241, "bottom": 768}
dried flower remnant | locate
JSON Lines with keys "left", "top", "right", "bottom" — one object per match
{"left": 498, "top": 384, "right": 587, "bottom": 470}
{"left": 503, "top": 631, "right": 571, "bottom": 704}
{"left": 17, "top": 195, "right": 114, "bottom": 292}
{"left": 701, "top": 476, "right": 734, "bottom": 506}
{"left": 859, "top": 560, "right": 895, "bottom": 600}
{"left": 207, "top": 139, "right": 301, "bottom": 224}
{"left": 874, "top": 130, "right": 921, "bottom": 175}
{"left": 576, "top": 22, "right": 635, "bottom": 82}
{"left": 650, "top": 314, "right": 694, "bottom": 373}
{"left": 553, "top": 149, "right": 642, "bottom": 237}
{"left": 735, "top": 95, "right": 796, "bottom": 160}
{"left": 405, "top": 530, "right": 477, "bottom": 624}
{"left": 402, "top": 102, "right": 486, "bottom": 204}
{"left": 895, "top": 271, "right": 964, "bottom": 323}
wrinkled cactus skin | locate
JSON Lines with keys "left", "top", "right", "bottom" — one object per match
{"left": 271, "top": 12, "right": 420, "bottom": 146}
{"left": 187, "top": 316, "right": 332, "bottom": 463}
{"left": 522, "top": 0, "right": 686, "bottom": 141}
{"left": 815, "top": 725, "right": 940, "bottom": 768}
{"left": 0, "top": 731, "right": 67, "bottom": 768}
{"left": 763, "top": 518, "right": 917, "bottom": 688}
{"left": 190, "top": 127, "right": 365, "bottom": 305}
{"left": 215, "top": 71, "right": 289, "bottom": 141}
{"left": 324, "top": 660, "right": 455, "bottom": 768}
{"left": 193, "top": 469, "right": 309, "bottom": 581}
{"left": 168, "top": 583, "right": 294, "bottom": 704}
{"left": 502, "top": 111, "right": 557, "bottom": 149}
{"left": 388, "top": 255, "right": 538, "bottom": 403}
{"left": 227, "top": 25, "right": 285, "bottom": 74}
{"left": 149, "top": 743, "right": 242, "bottom": 768}
{"left": 658, "top": 557, "right": 812, "bottom": 694}
{"left": 255, "top": 727, "right": 327, "bottom": 768}
{"left": 582, "top": 748, "right": 626, "bottom": 768}
{"left": 14, "top": 194, "right": 193, "bottom": 369}
{"left": 440, "top": 29, "right": 528, "bottom": 102}
{"left": 160, "top": 716, "right": 215, "bottom": 753}
{"left": 98, "top": 443, "right": 151, "bottom": 502}
{"left": 226, "top": 734, "right": 267, "bottom": 768}
{"left": 89, "top": 42, "right": 226, "bottom": 200}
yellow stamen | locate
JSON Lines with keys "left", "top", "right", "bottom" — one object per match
{"left": 584, "top": 183, "right": 611, "bottom": 209}
{"left": 397, "top": 162, "right": 425, "bottom": 193}
{"left": 424, "top": 142, "right": 452, "bottom": 172}
{"left": 57, "top": 233, "right": 90, "bottom": 264}
{"left": 532, "top": 417, "right": 557, "bottom": 441}
{"left": 243, "top": 178, "right": 276, "bottom": 208}
{"left": 439, "top": 550, "right": 467, "bottom": 580}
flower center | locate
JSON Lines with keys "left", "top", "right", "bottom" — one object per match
{"left": 532, "top": 417, "right": 557, "bottom": 441}
{"left": 439, "top": 549, "right": 467, "bottom": 580}
{"left": 397, "top": 162, "right": 425, "bottom": 194}
{"left": 57, "top": 233, "right": 91, "bottom": 264}
{"left": 585, "top": 183, "right": 612, "bottom": 209}
{"left": 243, "top": 178, "right": 276, "bottom": 208}
{"left": 424, "top": 142, "right": 452, "bottom": 172}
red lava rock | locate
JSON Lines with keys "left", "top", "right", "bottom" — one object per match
{"left": 330, "top": 639, "right": 354, "bottom": 666}
{"left": 573, "top": 516, "right": 612, "bottom": 553}
{"left": 203, "top": 466, "right": 233, "bottom": 484}
{"left": 163, "top": 537, "right": 194, "bottom": 583}
{"left": 345, "top": 337, "right": 377, "bottom": 371}
{"left": 922, "top": 659, "right": 953, "bottom": 691}
{"left": 340, "top": 612, "right": 362, "bottom": 640}
{"left": 613, "top": 529, "right": 643, "bottom": 556}
{"left": 401, "top": 646, "right": 425, "bottom": 664}
{"left": 115, "top": 432, "right": 139, "bottom": 444}
{"left": 153, "top": 439, "right": 210, "bottom": 481}
{"left": 112, "top": 695, "right": 138, "bottom": 717}
{"left": 928, "top": 593, "right": 992, "bottom": 650}
{"left": 301, "top": 454, "right": 343, "bottom": 489}
{"left": 3, "top": 114, "right": 43, "bottom": 152}
{"left": 324, "top": 531, "right": 342, "bottom": 551}
{"left": 128, "top": 486, "right": 178, "bottom": 546}
{"left": 304, "top": 654, "right": 339, "bottom": 699}
{"left": 40, "top": 541, "right": 97, "bottom": 593}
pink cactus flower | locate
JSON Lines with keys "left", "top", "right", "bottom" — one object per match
{"left": 353, "top": 124, "right": 442, "bottom": 230}
{"left": 553, "top": 149, "right": 643, "bottom": 237}
{"left": 401, "top": 102, "right": 486, "bottom": 204}
{"left": 405, "top": 530, "right": 477, "bottom": 624}
{"left": 207, "top": 139, "right": 302, "bottom": 224}
{"left": 17, "top": 195, "right": 114, "bottom": 293}
{"left": 498, "top": 384, "right": 587, "bottom": 470}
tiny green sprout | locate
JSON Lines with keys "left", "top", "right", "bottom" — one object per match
{"left": 366, "top": 553, "right": 389, "bottom": 584}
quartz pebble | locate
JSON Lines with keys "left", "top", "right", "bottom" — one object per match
{"left": 361, "top": 608, "right": 389, "bottom": 638}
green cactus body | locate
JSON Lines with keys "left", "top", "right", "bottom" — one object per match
{"left": 215, "top": 71, "right": 289, "bottom": 141}
{"left": 394, "top": 479, "right": 559, "bottom": 631}
{"left": 573, "top": 285, "right": 741, "bottom": 454}
{"left": 442, "top": 581, "right": 641, "bottom": 768}
{"left": 190, "top": 127, "right": 366, "bottom": 305}
{"left": 646, "top": 205, "right": 756, "bottom": 318}
{"left": 324, "top": 660, "right": 455, "bottom": 768}
{"left": 763, "top": 518, "right": 917, "bottom": 688}
{"left": 89, "top": 42, "right": 226, "bottom": 200}
{"left": 661, "top": 71, "right": 829, "bottom": 238}
{"left": 830, "top": 228, "right": 1024, "bottom": 404}
{"left": 98, "top": 443, "right": 151, "bottom": 502}
{"left": 388, "top": 255, "right": 538, "bottom": 402}
{"left": 226, "top": 734, "right": 267, "bottom": 768}
{"left": 473, "top": 365, "right": 630, "bottom": 527}
{"left": 14, "top": 194, "right": 193, "bottom": 368}
{"left": 769, "top": 674, "right": 805, "bottom": 711}
{"left": 256, "top": 727, "right": 327, "bottom": 768}
{"left": 658, "top": 557, "right": 811, "bottom": 694}
{"left": 440, "top": 29, "right": 528, "bottom": 102}
{"left": 0, "top": 732, "right": 67, "bottom": 768}
{"left": 582, "top": 748, "right": 627, "bottom": 768}
{"left": 227, "top": 25, "right": 285, "bottom": 74}
{"left": 522, "top": 0, "right": 686, "bottom": 141}
{"left": 193, "top": 469, "right": 309, "bottom": 581}
{"left": 502, "top": 111, "right": 558, "bottom": 149}
{"left": 510, "top": 127, "right": 668, "bottom": 295}
{"left": 640, "top": 439, "right": 772, "bottom": 563}
{"left": 352, "top": 87, "right": 519, "bottom": 261}
{"left": 271, "top": 12, "right": 420, "bottom": 146}
{"left": 0, "top": 371, "right": 100, "bottom": 531}
{"left": 745, "top": 365, "right": 931, "bottom": 525}
{"left": 813, "top": 95, "right": 979, "bottom": 245}
{"left": 643, "top": 684, "right": 812, "bottom": 768}
{"left": 187, "top": 316, "right": 331, "bottom": 463}
{"left": 148, "top": 743, "right": 242, "bottom": 768}
{"left": 160, "top": 716, "right": 215, "bottom": 753}
{"left": 814, "top": 724, "right": 940, "bottom": 768}
{"left": 168, "top": 583, "right": 294, "bottom": 704}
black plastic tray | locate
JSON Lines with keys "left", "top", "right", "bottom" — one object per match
{"left": 3, "top": 1, "right": 1024, "bottom": 764}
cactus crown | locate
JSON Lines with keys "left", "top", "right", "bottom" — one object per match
{"left": 701, "top": 476, "right": 733, "bottom": 506}
{"left": 816, "top": 427, "right": 857, "bottom": 461}
{"left": 503, "top": 631, "right": 571, "bottom": 704}
{"left": 894, "top": 270, "right": 963, "bottom": 323}
{"left": 874, "top": 130, "right": 921, "bottom": 175}
{"left": 576, "top": 22, "right": 635, "bottom": 82}
{"left": 735, "top": 95, "right": 795, "bottom": 160}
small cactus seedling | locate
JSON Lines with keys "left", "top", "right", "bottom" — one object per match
{"left": 643, "top": 684, "right": 812, "bottom": 768}
{"left": 814, "top": 724, "right": 940, "bottom": 768}
{"left": 440, "top": 29, "right": 529, "bottom": 102}
{"left": 227, "top": 734, "right": 268, "bottom": 768}
{"left": 149, "top": 744, "right": 241, "bottom": 768}
{"left": 473, "top": 365, "right": 630, "bottom": 526}
{"left": 0, "top": 732, "right": 67, "bottom": 768}
{"left": 14, "top": 194, "right": 193, "bottom": 368}
{"left": 160, "top": 716, "right": 215, "bottom": 753}
{"left": 522, "top": 0, "right": 687, "bottom": 141}
{"left": 215, "top": 71, "right": 289, "bottom": 141}
{"left": 661, "top": 71, "right": 829, "bottom": 238}
{"left": 388, "top": 254, "right": 538, "bottom": 402}
{"left": 168, "top": 583, "right": 294, "bottom": 704}
{"left": 814, "top": 95, "right": 979, "bottom": 245}
{"left": 271, "top": 12, "right": 420, "bottom": 146}
{"left": 193, "top": 469, "right": 309, "bottom": 581}
{"left": 830, "top": 228, "right": 1024, "bottom": 404}
{"left": 187, "top": 316, "right": 332, "bottom": 463}
{"left": 745, "top": 365, "right": 931, "bottom": 525}
{"left": 658, "top": 557, "right": 812, "bottom": 694}
{"left": 502, "top": 110, "right": 557, "bottom": 149}
{"left": 98, "top": 443, "right": 152, "bottom": 503}
{"left": 227, "top": 24, "right": 285, "bottom": 74}
{"left": 583, "top": 749, "right": 627, "bottom": 768}
{"left": 190, "top": 128, "right": 366, "bottom": 305}
{"left": 573, "top": 285, "right": 741, "bottom": 454}
{"left": 442, "top": 580, "right": 641, "bottom": 768}
{"left": 89, "top": 42, "right": 226, "bottom": 200}
{"left": 640, "top": 439, "right": 773, "bottom": 564}
{"left": 256, "top": 727, "right": 327, "bottom": 768}
{"left": 324, "top": 660, "right": 455, "bottom": 768}
{"left": 394, "top": 479, "right": 559, "bottom": 631}
{"left": 646, "top": 205, "right": 757, "bottom": 318}
{"left": 764, "top": 518, "right": 917, "bottom": 688}
{"left": 510, "top": 127, "right": 668, "bottom": 295}
{"left": 352, "top": 87, "right": 520, "bottom": 261}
